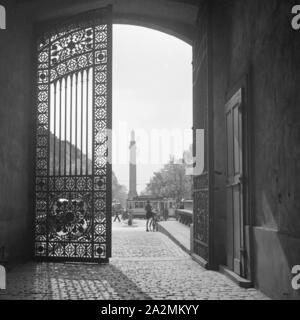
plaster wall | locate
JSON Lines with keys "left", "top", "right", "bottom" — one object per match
{"left": 0, "top": 0, "right": 34, "bottom": 265}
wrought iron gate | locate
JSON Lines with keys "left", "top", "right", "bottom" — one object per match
{"left": 192, "top": 1, "right": 213, "bottom": 266}
{"left": 34, "top": 7, "right": 112, "bottom": 262}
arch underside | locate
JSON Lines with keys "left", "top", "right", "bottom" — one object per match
{"left": 17, "top": 0, "right": 201, "bottom": 44}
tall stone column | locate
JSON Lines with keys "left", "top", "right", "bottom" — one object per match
{"left": 128, "top": 130, "right": 138, "bottom": 199}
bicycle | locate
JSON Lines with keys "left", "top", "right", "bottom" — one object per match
{"left": 149, "top": 211, "right": 160, "bottom": 232}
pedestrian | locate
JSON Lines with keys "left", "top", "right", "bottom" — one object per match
{"left": 113, "top": 210, "right": 121, "bottom": 222}
{"left": 113, "top": 205, "right": 121, "bottom": 222}
{"left": 163, "top": 207, "right": 169, "bottom": 221}
{"left": 145, "top": 200, "right": 153, "bottom": 232}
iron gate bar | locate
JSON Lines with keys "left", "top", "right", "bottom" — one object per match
{"left": 69, "top": 75, "right": 73, "bottom": 176}
{"left": 80, "top": 72, "right": 83, "bottom": 176}
{"left": 91, "top": 32, "right": 96, "bottom": 260}
{"left": 86, "top": 71, "right": 89, "bottom": 176}
{"left": 60, "top": 80, "right": 63, "bottom": 176}
{"left": 53, "top": 84, "right": 57, "bottom": 176}
{"left": 106, "top": 18, "right": 113, "bottom": 258}
{"left": 75, "top": 74, "right": 78, "bottom": 176}
{"left": 64, "top": 79, "right": 67, "bottom": 176}
{"left": 46, "top": 39, "right": 51, "bottom": 258}
{"left": 58, "top": 80, "right": 61, "bottom": 176}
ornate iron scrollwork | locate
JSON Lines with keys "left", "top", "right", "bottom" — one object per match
{"left": 34, "top": 7, "right": 112, "bottom": 262}
{"left": 193, "top": 173, "right": 209, "bottom": 261}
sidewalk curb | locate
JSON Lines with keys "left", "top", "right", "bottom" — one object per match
{"left": 157, "top": 222, "right": 190, "bottom": 255}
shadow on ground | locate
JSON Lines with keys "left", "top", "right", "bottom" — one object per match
{"left": 0, "top": 262, "right": 151, "bottom": 300}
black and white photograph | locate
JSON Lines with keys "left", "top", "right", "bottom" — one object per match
{"left": 0, "top": 0, "right": 300, "bottom": 307}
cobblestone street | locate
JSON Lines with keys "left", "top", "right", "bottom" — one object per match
{"left": 0, "top": 220, "right": 268, "bottom": 300}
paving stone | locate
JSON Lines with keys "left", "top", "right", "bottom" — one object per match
{"left": 0, "top": 219, "right": 269, "bottom": 300}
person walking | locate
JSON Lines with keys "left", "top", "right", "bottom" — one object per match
{"left": 113, "top": 210, "right": 121, "bottom": 222}
{"left": 145, "top": 200, "right": 153, "bottom": 232}
{"left": 112, "top": 202, "right": 122, "bottom": 222}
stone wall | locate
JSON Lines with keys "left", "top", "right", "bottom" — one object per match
{"left": 211, "top": 0, "right": 230, "bottom": 270}
{"left": 211, "top": 0, "right": 300, "bottom": 299}
{"left": 0, "top": 0, "right": 34, "bottom": 266}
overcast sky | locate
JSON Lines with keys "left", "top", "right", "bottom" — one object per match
{"left": 112, "top": 24, "right": 192, "bottom": 193}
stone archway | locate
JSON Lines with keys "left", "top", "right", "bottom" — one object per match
{"left": 2, "top": 0, "right": 212, "bottom": 267}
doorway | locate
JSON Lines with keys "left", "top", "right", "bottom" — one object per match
{"left": 225, "top": 88, "right": 248, "bottom": 277}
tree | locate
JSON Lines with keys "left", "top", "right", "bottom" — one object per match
{"left": 145, "top": 156, "right": 192, "bottom": 202}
